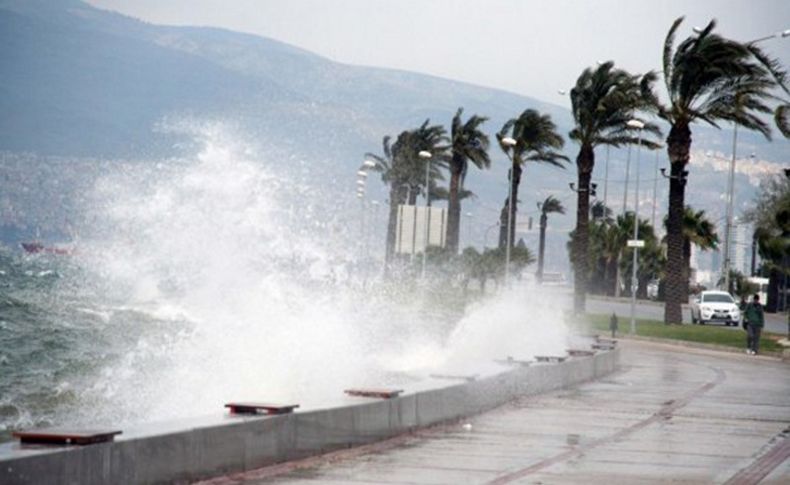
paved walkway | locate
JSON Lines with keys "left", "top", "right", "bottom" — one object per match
{"left": 204, "top": 341, "right": 790, "bottom": 484}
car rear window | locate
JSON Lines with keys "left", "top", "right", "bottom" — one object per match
{"left": 702, "top": 294, "right": 734, "bottom": 303}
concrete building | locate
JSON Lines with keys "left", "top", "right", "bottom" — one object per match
{"left": 732, "top": 222, "right": 749, "bottom": 275}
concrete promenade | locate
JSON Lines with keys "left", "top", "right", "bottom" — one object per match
{"left": 206, "top": 341, "right": 790, "bottom": 484}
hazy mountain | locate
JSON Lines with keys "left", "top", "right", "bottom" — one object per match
{"left": 1, "top": 0, "right": 785, "bottom": 274}
{"left": 0, "top": 0, "right": 568, "bottom": 159}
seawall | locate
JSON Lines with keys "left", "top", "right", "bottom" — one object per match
{"left": 0, "top": 348, "right": 619, "bottom": 484}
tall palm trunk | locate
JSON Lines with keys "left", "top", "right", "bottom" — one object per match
{"left": 446, "top": 156, "right": 463, "bottom": 254}
{"left": 385, "top": 185, "right": 408, "bottom": 263}
{"left": 573, "top": 145, "right": 594, "bottom": 314}
{"left": 537, "top": 213, "right": 548, "bottom": 283}
{"left": 408, "top": 186, "right": 418, "bottom": 205}
{"left": 664, "top": 122, "right": 691, "bottom": 324}
{"left": 683, "top": 238, "right": 691, "bottom": 299}
{"left": 498, "top": 163, "right": 522, "bottom": 249}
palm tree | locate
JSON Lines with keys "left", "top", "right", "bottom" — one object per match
{"left": 497, "top": 109, "right": 568, "bottom": 251}
{"left": 646, "top": 17, "right": 788, "bottom": 323}
{"left": 536, "top": 195, "right": 565, "bottom": 283}
{"left": 568, "top": 61, "right": 661, "bottom": 313}
{"left": 447, "top": 108, "right": 490, "bottom": 254}
{"left": 366, "top": 121, "right": 448, "bottom": 262}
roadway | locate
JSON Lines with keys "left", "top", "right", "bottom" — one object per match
{"left": 586, "top": 295, "right": 789, "bottom": 336}
{"left": 200, "top": 341, "right": 790, "bottom": 485}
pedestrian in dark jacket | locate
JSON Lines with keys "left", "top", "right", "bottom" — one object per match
{"left": 743, "top": 294, "right": 765, "bottom": 355}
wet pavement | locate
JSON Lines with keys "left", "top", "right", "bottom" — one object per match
{"left": 203, "top": 341, "right": 790, "bottom": 485}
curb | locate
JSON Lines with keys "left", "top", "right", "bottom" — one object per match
{"left": 588, "top": 295, "right": 678, "bottom": 309}
{"left": 614, "top": 334, "right": 788, "bottom": 361}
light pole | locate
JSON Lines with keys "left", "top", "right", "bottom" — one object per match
{"left": 651, "top": 148, "right": 661, "bottom": 231}
{"left": 465, "top": 212, "right": 473, "bottom": 249}
{"left": 501, "top": 137, "right": 518, "bottom": 285}
{"left": 357, "top": 159, "right": 377, "bottom": 262}
{"left": 710, "top": 150, "right": 755, "bottom": 292}
{"left": 603, "top": 145, "right": 610, "bottom": 209}
{"left": 622, "top": 144, "right": 632, "bottom": 217}
{"left": 419, "top": 150, "right": 432, "bottom": 279}
{"left": 627, "top": 119, "right": 645, "bottom": 335}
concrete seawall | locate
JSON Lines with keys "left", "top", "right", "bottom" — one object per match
{"left": 0, "top": 348, "right": 619, "bottom": 484}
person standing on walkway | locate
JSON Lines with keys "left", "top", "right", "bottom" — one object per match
{"left": 743, "top": 294, "right": 765, "bottom": 355}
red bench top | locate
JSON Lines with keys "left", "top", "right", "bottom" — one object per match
{"left": 13, "top": 428, "right": 122, "bottom": 445}
{"left": 225, "top": 402, "right": 299, "bottom": 415}
{"left": 567, "top": 349, "right": 596, "bottom": 357}
{"left": 429, "top": 373, "right": 478, "bottom": 382}
{"left": 344, "top": 389, "right": 403, "bottom": 399}
{"left": 535, "top": 355, "right": 568, "bottom": 362}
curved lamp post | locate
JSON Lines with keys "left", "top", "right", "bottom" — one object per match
{"left": 501, "top": 136, "right": 517, "bottom": 285}
{"left": 418, "top": 150, "right": 432, "bottom": 279}
{"left": 626, "top": 119, "right": 645, "bottom": 334}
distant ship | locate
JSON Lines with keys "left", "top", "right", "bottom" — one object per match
{"left": 20, "top": 242, "right": 72, "bottom": 255}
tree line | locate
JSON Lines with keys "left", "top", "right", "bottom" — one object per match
{"left": 362, "top": 17, "right": 789, "bottom": 322}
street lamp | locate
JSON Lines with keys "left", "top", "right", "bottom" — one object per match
{"left": 465, "top": 212, "right": 473, "bottom": 248}
{"left": 626, "top": 119, "right": 645, "bottom": 335}
{"left": 622, "top": 144, "right": 633, "bottom": 216}
{"left": 602, "top": 145, "right": 611, "bottom": 209}
{"left": 501, "top": 136, "right": 517, "bottom": 284}
{"left": 704, "top": 150, "right": 756, "bottom": 292}
{"left": 418, "top": 150, "right": 432, "bottom": 279}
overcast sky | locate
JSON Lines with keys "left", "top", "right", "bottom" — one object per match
{"left": 87, "top": 0, "right": 790, "bottom": 105}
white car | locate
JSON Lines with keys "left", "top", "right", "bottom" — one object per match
{"left": 690, "top": 291, "right": 740, "bottom": 326}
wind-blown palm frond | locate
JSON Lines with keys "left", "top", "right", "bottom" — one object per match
{"left": 539, "top": 195, "right": 565, "bottom": 215}
{"left": 662, "top": 17, "right": 684, "bottom": 97}
{"left": 498, "top": 109, "right": 569, "bottom": 167}
{"left": 776, "top": 104, "right": 790, "bottom": 138}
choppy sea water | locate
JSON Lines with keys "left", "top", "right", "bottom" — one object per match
{"left": 0, "top": 251, "right": 192, "bottom": 442}
{"left": 0, "top": 124, "right": 571, "bottom": 443}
